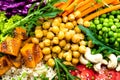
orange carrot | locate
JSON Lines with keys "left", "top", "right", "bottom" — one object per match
{"left": 77, "top": 0, "right": 96, "bottom": 12}
{"left": 80, "top": 0, "right": 114, "bottom": 18}
{"left": 111, "top": 0, "right": 120, "bottom": 5}
{"left": 54, "top": 2, "right": 65, "bottom": 7}
{"left": 76, "top": 0, "right": 91, "bottom": 9}
{"left": 83, "top": 4, "right": 120, "bottom": 21}
{"left": 60, "top": 0, "right": 74, "bottom": 10}
{"left": 62, "top": 0, "right": 83, "bottom": 16}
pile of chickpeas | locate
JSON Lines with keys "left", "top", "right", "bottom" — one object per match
{"left": 32, "top": 10, "right": 92, "bottom": 67}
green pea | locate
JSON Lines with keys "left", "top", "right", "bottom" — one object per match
{"left": 99, "top": 18, "right": 104, "bottom": 23}
{"left": 94, "top": 19, "right": 100, "bottom": 25}
{"left": 109, "top": 15, "right": 114, "bottom": 19}
{"left": 97, "top": 24, "right": 102, "bottom": 30}
{"left": 104, "top": 18, "right": 109, "bottom": 22}
{"left": 108, "top": 31, "right": 114, "bottom": 37}
{"left": 114, "top": 19, "right": 119, "bottom": 23}
{"left": 98, "top": 35, "right": 102, "bottom": 40}
{"left": 102, "top": 27, "right": 108, "bottom": 32}
{"left": 108, "top": 22, "right": 114, "bottom": 26}
{"left": 117, "top": 33, "right": 120, "bottom": 37}
{"left": 101, "top": 14, "right": 107, "bottom": 18}
{"left": 109, "top": 37, "right": 115, "bottom": 43}
{"left": 117, "top": 38, "right": 120, "bottom": 42}
{"left": 115, "top": 23, "right": 120, "bottom": 27}
{"left": 117, "top": 15, "right": 120, "bottom": 20}
{"left": 114, "top": 41, "right": 119, "bottom": 47}
{"left": 111, "top": 25, "right": 117, "bottom": 31}
{"left": 111, "top": 10, "right": 117, "bottom": 15}
{"left": 99, "top": 31, "right": 103, "bottom": 35}
{"left": 114, "top": 33, "right": 118, "bottom": 38}
{"left": 105, "top": 38, "right": 109, "bottom": 43}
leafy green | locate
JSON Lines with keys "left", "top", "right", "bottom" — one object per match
{"left": 0, "top": 0, "right": 63, "bottom": 43}
{"left": 78, "top": 25, "right": 120, "bottom": 55}
{"left": 54, "top": 58, "right": 80, "bottom": 80}
{"left": 86, "top": 62, "right": 93, "bottom": 68}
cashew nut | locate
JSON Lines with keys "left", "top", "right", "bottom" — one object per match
{"left": 79, "top": 54, "right": 89, "bottom": 65}
{"left": 93, "top": 59, "right": 108, "bottom": 72}
{"left": 84, "top": 47, "right": 103, "bottom": 63}
{"left": 116, "top": 56, "right": 120, "bottom": 71}
{"left": 107, "top": 54, "right": 117, "bottom": 69}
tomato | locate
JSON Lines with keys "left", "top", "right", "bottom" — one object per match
{"left": 116, "top": 72, "right": 120, "bottom": 80}
{"left": 95, "top": 67, "right": 116, "bottom": 80}
{"left": 71, "top": 65, "right": 95, "bottom": 80}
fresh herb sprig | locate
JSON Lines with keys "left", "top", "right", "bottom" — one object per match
{"left": 78, "top": 25, "right": 120, "bottom": 55}
{"left": 54, "top": 58, "right": 80, "bottom": 80}
{"left": 0, "top": 0, "right": 64, "bottom": 43}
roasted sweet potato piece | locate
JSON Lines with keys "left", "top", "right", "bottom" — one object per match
{"left": 34, "top": 44, "right": 43, "bottom": 64}
{"left": 9, "top": 53, "right": 22, "bottom": 68}
{"left": 21, "top": 43, "right": 43, "bottom": 68}
{"left": 0, "top": 56, "right": 11, "bottom": 76}
{"left": 14, "top": 27, "right": 27, "bottom": 40}
{"left": 21, "top": 43, "right": 36, "bottom": 68}
{"left": 0, "top": 37, "right": 21, "bottom": 56}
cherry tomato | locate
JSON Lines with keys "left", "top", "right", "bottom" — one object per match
{"left": 116, "top": 72, "right": 120, "bottom": 80}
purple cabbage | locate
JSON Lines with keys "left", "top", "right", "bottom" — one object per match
{"left": 0, "top": 0, "right": 47, "bottom": 17}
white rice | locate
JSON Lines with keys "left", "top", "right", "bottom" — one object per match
{"left": 2, "top": 62, "right": 56, "bottom": 80}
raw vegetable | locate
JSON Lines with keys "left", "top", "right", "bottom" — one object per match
{"left": 78, "top": 25, "right": 120, "bottom": 55}
{"left": 0, "top": 0, "right": 63, "bottom": 43}
{"left": 83, "top": 4, "right": 120, "bottom": 21}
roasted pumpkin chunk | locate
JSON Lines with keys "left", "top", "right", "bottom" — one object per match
{"left": 9, "top": 53, "right": 22, "bottom": 68}
{"left": 0, "top": 56, "right": 11, "bottom": 76}
{"left": 0, "top": 37, "right": 21, "bottom": 56}
{"left": 21, "top": 43, "right": 43, "bottom": 68}
{"left": 14, "top": 27, "right": 27, "bottom": 40}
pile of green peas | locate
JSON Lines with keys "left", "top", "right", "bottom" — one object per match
{"left": 89, "top": 10, "right": 120, "bottom": 50}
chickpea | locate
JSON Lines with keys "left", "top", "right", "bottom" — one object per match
{"left": 59, "top": 40, "right": 66, "bottom": 47}
{"left": 72, "top": 58, "right": 79, "bottom": 65}
{"left": 35, "top": 29, "right": 43, "bottom": 38}
{"left": 68, "top": 13, "right": 75, "bottom": 21}
{"left": 65, "top": 22, "right": 74, "bottom": 30}
{"left": 44, "top": 54, "right": 52, "bottom": 61}
{"left": 65, "top": 32, "right": 72, "bottom": 41}
{"left": 58, "top": 51, "right": 64, "bottom": 59}
{"left": 74, "top": 10, "right": 81, "bottom": 19}
{"left": 60, "top": 23, "right": 65, "bottom": 30}
{"left": 79, "top": 40, "right": 86, "bottom": 46}
{"left": 31, "top": 37, "right": 39, "bottom": 44}
{"left": 83, "top": 21, "right": 90, "bottom": 27}
{"left": 71, "top": 44, "right": 79, "bottom": 51}
{"left": 52, "top": 26, "right": 59, "bottom": 34}
{"left": 43, "top": 39, "right": 51, "bottom": 46}
{"left": 47, "top": 58, "right": 55, "bottom": 67}
{"left": 63, "top": 43, "right": 71, "bottom": 51}
{"left": 73, "top": 51, "right": 80, "bottom": 58}
{"left": 52, "top": 37, "right": 59, "bottom": 44}
{"left": 46, "top": 32, "right": 54, "bottom": 39}
{"left": 74, "top": 26, "right": 81, "bottom": 33}
{"left": 77, "top": 18, "right": 83, "bottom": 25}
{"left": 66, "top": 52, "right": 72, "bottom": 62}
{"left": 62, "top": 16, "right": 68, "bottom": 23}
{"left": 72, "top": 34, "right": 81, "bottom": 43}
{"left": 52, "top": 46, "right": 61, "bottom": 53}
{"left": 72, "top": 21, "right": 77, "bottom": 26}
{"left": 52, "top": 19, "right": 60, "bottom": 27}
{"left": 69, "top": 30, "right": 75, "bottom": 37}
{"left": 79, "top": 33, "right": 85, "bottom": 40}
{"left": 42, "top": 47, "right": 51, "bottom": 55}
{"left": 88, "top": 40, "right": 94, "bottom": 48}
{"left": 61, "top": 27, "right": 68, "bottom": 34}
{"left": 55, "top": 17, "right": 62, "bottom": 23}
{"left": 58, "top": 31, "right": 65, "bottom": 40}
{"left": 39, "top": 42, "right": 44, "bottom": 48}
{"left": 78, "top": 45, "right": 86, "bottom": 54}
{"left": 43, "top": 30, "right": 48, "bottom": 37}
{"left": 42, "top": 21, "right": 51, "bottom": 29}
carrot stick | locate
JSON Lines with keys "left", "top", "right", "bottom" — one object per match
{"left": 60, "top": 0, "right": 74, "bottom": 10}
{"left": 77, "top": 0, "right": 96, "bottom": 12}
{"left": 80, "top": 0, "right": 114, "bottom": 18}
{"left": 62, "top": 0, "right": 83, "bottom": 16}
{"left": 54, "top": 2, "right": 65, "bottom": 7}
{"left": 76, "top": 0, "right": 91, "bottom": 9}
{"left": 111, "top": 0, "right": 120, "bottom": 5}
{"left": 83, "top": 4, "right": 120, "bottom": 21}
